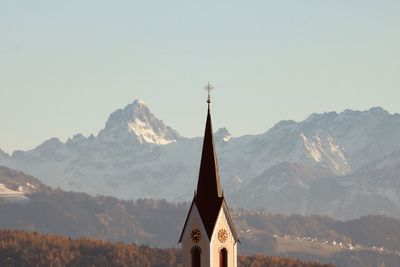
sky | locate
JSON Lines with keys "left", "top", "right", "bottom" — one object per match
{"left": 1, "top": 1, "right": 400, "bottom": 153}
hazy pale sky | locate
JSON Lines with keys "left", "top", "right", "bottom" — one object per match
{"left": 1, "top": 1, "right": 400, "bottom": 153}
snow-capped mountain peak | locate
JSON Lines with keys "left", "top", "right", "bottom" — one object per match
{"left": 98, "top": 99, "right": 181, "bottom": 145}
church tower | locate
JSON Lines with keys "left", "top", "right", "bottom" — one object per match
{"left": 179, "top": 83, "right": 239, "bottom": 267}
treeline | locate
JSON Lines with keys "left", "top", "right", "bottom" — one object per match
{"left": 3, "top": 188, "right": 400, "bottom": 251}
{"left": 0, "top": 229, "right": 176, "bottom": 267}
{"left": 0, "top": 229, "right": 334, "bottom": 267}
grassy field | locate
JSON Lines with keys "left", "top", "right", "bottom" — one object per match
{"left": 276, "top": 237, "right": 342, "bottom": 257}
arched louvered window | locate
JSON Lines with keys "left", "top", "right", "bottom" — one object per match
{"left": 219, "top": 248, "right": 227, "bottom": 267}
{"left": 191, "top": 246, "right": 201, "bottom": 267}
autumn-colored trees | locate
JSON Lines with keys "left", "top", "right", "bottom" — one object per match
{"left": 238, "top": 255, "right": 334, "bottom": 267}
{"left": 0, "top": 230, "right": 176, "bottom": 267}
{"left": 0, "top": 229, "right": 334, "bottom": 267}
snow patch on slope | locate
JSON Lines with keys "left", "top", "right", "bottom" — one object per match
{"left": 128, "top": 118, "right": 176, "bottom": 145}
{"left": 0, "top": 183, "right": 29, "bottom": 202}
{"left": 300, "top": 131, "right": 350, "bottom": 175}
{"left": 301, "top": 133, "right": 322, "bottom": 162}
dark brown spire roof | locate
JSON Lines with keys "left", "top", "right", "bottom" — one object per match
{"left": 195, "top": 106, "right": 223, "bottom": 201}
{"left": 194, "top": 106, "right": 225, "bottom": 239}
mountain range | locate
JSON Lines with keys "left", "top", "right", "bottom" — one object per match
{"left": 1, "top": 100, "right": 400, "bottom": 219}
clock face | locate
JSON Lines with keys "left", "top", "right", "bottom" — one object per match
{"left": 218, "top": 229, "right": 228, "bottom": 243}
{"left": 191, "top": 229, "right": 201, "bottom": 243}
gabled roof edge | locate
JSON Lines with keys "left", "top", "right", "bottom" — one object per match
{"left": 222, "top": 199, "right": 239, "bottom": 243}
{"left": 178, "top": 198, "right": 195, "bottom": 244}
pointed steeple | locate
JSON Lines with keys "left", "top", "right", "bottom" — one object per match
{"left": 178, "top": 84, "right": 239, "bottom": 244}
{"left": 196, "top": 105, "right": 223, "bottom": 201}
{"left": 193, "top": 88, "right": 225, "bottom": 239}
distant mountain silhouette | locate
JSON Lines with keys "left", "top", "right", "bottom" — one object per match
{"left": 2, "top": 103, "right": 400, "bottom": 219}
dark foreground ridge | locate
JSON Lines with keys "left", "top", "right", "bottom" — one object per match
{"left": 0, "top": 229, "right": 334, "bottom": 267}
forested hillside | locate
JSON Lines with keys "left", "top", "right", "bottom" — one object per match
{"left": 0, "top": 229, "right": 334, "bottom": 267}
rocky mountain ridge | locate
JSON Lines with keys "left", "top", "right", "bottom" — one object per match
{"left": 1, "top": 101, "right": 400, "bottom": 219}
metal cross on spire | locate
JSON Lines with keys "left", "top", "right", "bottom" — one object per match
{"left": 204, "top": 82, "right": 215, "bottom": 105}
